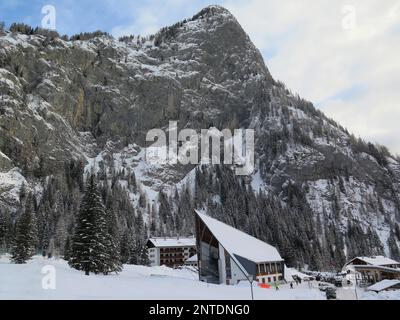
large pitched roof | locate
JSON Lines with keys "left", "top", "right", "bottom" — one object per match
{"left": 195, "top": 210, "right": 283, "bottom": 263}
{"left": 347, "top": 256, "right": 400, "bottom": 266}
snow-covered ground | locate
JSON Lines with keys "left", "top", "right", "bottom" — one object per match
{"left": 332, "top": 283, "right": 400, "bottom": 300}
{"left": 1, "top": 256, "right": 399, "bottom": 300}
{"left": 361, "top": 290, "right": 400, "bottom": 300}
{"left": 0, "top": 256, "right": 325, "bottom": 300}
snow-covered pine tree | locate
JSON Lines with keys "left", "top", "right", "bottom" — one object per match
{"left": 11, "top": 194, "right": 38, "bottom": 264}
{"left": 128, "top": 236, "right": 139, "bottom": 265}
{"left": 69, "top": 174, "right": 114, "bottom": 275}
{"left": 139, "top": 245, "right": 151, "bottom": 266}
{"left": 0, "top": 209, "right": 13, "bottom": 253}
{"left": 102, "top": 208, "right": 123, "bottom": 274}
{"left": 388, "top": 231, "right": 400, "bottom": 261}
{"left": 119, "top": 230, "right": 131, "bottom": 264}
{"left": 63, "top": 236, "right": 72, "bottom": 261}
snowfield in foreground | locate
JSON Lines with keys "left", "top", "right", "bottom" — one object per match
{"left": 0, "top": 256, "right": 325, "bottom": 300}
{"left": 0, "top": 256, "right": 399, "bottom": 300}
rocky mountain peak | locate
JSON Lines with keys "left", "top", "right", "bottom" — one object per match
{"left": 191, "top": 5, "right": 235, "bottom": 20}
{"left": 0, "top": 6, "right": 399, "bottom": 268}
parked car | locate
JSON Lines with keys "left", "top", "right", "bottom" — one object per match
{"left": 334, "top": 277, "right": 343, "bottom": 287}
{"left": 325, "top": 277, "right": 335, "bottom": 284}
{"left": 326, "top": 287, "right": 337, "bottom": 300}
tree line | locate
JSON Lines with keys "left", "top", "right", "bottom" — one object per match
{"left": 0, "top": 159, "right": 150, "bottom": 275}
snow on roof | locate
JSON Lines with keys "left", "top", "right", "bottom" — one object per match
{"left": 148, "top": 237, "right": 196, "bottom": 248}
{"left": 195, "top": 210, "right": 283, "bottom": 263}
{"left": 368, "top": 280, "right": 400, "bottom": 292}
{"left": 348, "top": 256, "right": 400, "bottom": 266}
{"left": 284, "top": 265, "right": 296, "bottom": 282}
{"left": 284, "top": 265, "right": 312, "bottom": 281}
{"left": 186, "top": 254, "right": 198, "bottom": 262}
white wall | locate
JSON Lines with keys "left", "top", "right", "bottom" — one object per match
{"left": 229, "top": 257, "right": 248, "bottom": 285}
{"left": 148, "top": 247, "right": 160, "bottom": 266}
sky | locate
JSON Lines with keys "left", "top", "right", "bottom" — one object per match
{"left": 1, "top": 0, "right": 399, "bottom": 154}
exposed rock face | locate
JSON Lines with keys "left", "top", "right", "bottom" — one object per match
{"left": 0, "top": 5, "right": 399, "bottom": 265}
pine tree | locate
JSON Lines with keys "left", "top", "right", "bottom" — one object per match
{"left": 139, "top": 244, "right": 151, "bottom": 266}
{"left": 158, "top": 192, "right": 171, "bottom": 225}
{"left": 120, "top": 230, "right": 131, "bottom": 264}
{"left": 63, "top": 236, "right": 72, "bottom": 261}
{"left": 0, "top": 209, "right": 13, "bottom": 253}
{"left": 11, "top": 194, "right": 38, "bottom": 264}
{"left": 139, "top": 192, "right": 147, "bottom": 208}
{"left": 388, "top": 232, "right": 400, "bottom": 261}
{"left": 128, "top": 237, "right": 139, "bottom": 265}
{"left": 69, "top": 174, "right": 120, "bottom": 275}
{"left": 103, "top": 208, "right": 123, "bottom": 274}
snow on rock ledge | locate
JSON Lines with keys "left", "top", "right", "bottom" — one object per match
{"left": 0, "top": 168, "right": 28, "bottom": 205}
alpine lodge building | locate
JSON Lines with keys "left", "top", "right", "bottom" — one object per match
{"left": 194, "top": 210, "right": 285, "bottom": 285}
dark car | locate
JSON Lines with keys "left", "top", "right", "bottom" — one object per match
{"left": 326, "top": 287, "right": 337, "bottom": 300}
{"left": 334, "top": 278, "right": 343, "bottom": 287}
{"left": 315, "top": 275, "right": 321, "bottom": 281}
{"left": 325, "top": 277, "right": 334, "bottom": 284}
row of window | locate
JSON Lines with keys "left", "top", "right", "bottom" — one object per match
{"left": 161, "top": 258, "right": 184, "bottom": 264}
{"left": 160, "top": 247, "right": 195, "bottom": 253}
{"left": 160, "top": 253, "right": 185, "bottom": 258}
{"left": 260, "top": 275, "right": 283, "bottom": 284}
{"left": 256, "top": 262, "right": 283, "bottom": 275}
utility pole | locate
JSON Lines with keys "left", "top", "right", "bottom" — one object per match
{"left": 354, "top": 275, "right": 359, "bottom": 300}
{"left": 249, "top": 276, "right": 254, "bottom": 300}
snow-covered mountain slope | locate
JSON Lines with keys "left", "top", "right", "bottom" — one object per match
{"left": 0, "top": 5, "right": 399, "bottom": 269}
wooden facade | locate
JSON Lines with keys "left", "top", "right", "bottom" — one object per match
{"left": 355, "top": 266, "right": 400, "bottom": 285}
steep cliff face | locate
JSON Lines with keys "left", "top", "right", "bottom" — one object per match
{"left": 0, "top": 5, "right": 399, "bottom": 267}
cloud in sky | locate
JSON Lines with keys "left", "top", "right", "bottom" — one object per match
{"left": 1, "top": 0, "right": 399, "bottom": 154}
{"left": 223, "top": 0, "right": 400, "bottom": 154}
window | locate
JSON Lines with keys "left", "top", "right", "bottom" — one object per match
{"left": 260, "top": 264, "right": 265, "bottom": 273}
{"left": 262, "top": 278, "right": 266, "bottom": 284}
{"left": 225, "top": 251, "right": 231, "bottom": 279}
{"left": 268, "top": 277, "right": 271, "bottom": 283}
{"left": 266, "top": 263, "right": 271, "bottom": 274}
{"left": 273, "top": 276, "right": 276, "bottom": 282}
